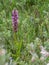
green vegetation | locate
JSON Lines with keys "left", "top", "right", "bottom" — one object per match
{"left": 0, "top": 0, "right": 49, "bottom": 65}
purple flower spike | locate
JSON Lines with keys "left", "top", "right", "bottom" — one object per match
{"left": 12, "top": 9, "right": 18, "bottom": 32}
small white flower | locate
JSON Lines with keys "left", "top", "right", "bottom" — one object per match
{"left": 31, "top": 56, "right": 35, "bottom": 62}
{"left": 5, "top": 62, "right": 8, "bottom": 65}
{"left": 0, "top": 49, "right": 6, "bottom": 55}
{"left": 30, "top": 42, "right": 34, "bottom": 48}
{"left": 27, "top": 42, "right": 35, "bottom": 55}
{"left": 40, "top": 56, "right": 45, "bottom": 61}
{"left": 31, "top": 53, "right": 38, "bottom": 62}
{"left": 40, "top": 46, "right": 49, "bottom": 57}
{"left": 40, "top": 46, "right": 45, "bottom": 50}
{"left": 47, "top": 63, "right": 49, "bottom": 65}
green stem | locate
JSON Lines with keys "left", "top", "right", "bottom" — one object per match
{"left": 13, "top": 32, "right": 22, "bottom": 58}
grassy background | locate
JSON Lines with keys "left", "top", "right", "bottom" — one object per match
{"left": 0, "top": 0, "right": 49, "bottom": 65}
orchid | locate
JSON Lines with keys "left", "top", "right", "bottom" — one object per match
{"left": 12, "top": 9, "right": 18, "bottom": 32}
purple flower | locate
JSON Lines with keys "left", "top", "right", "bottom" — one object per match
{"left": 12, "top": 9, "right": 18, "bottom": 32}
